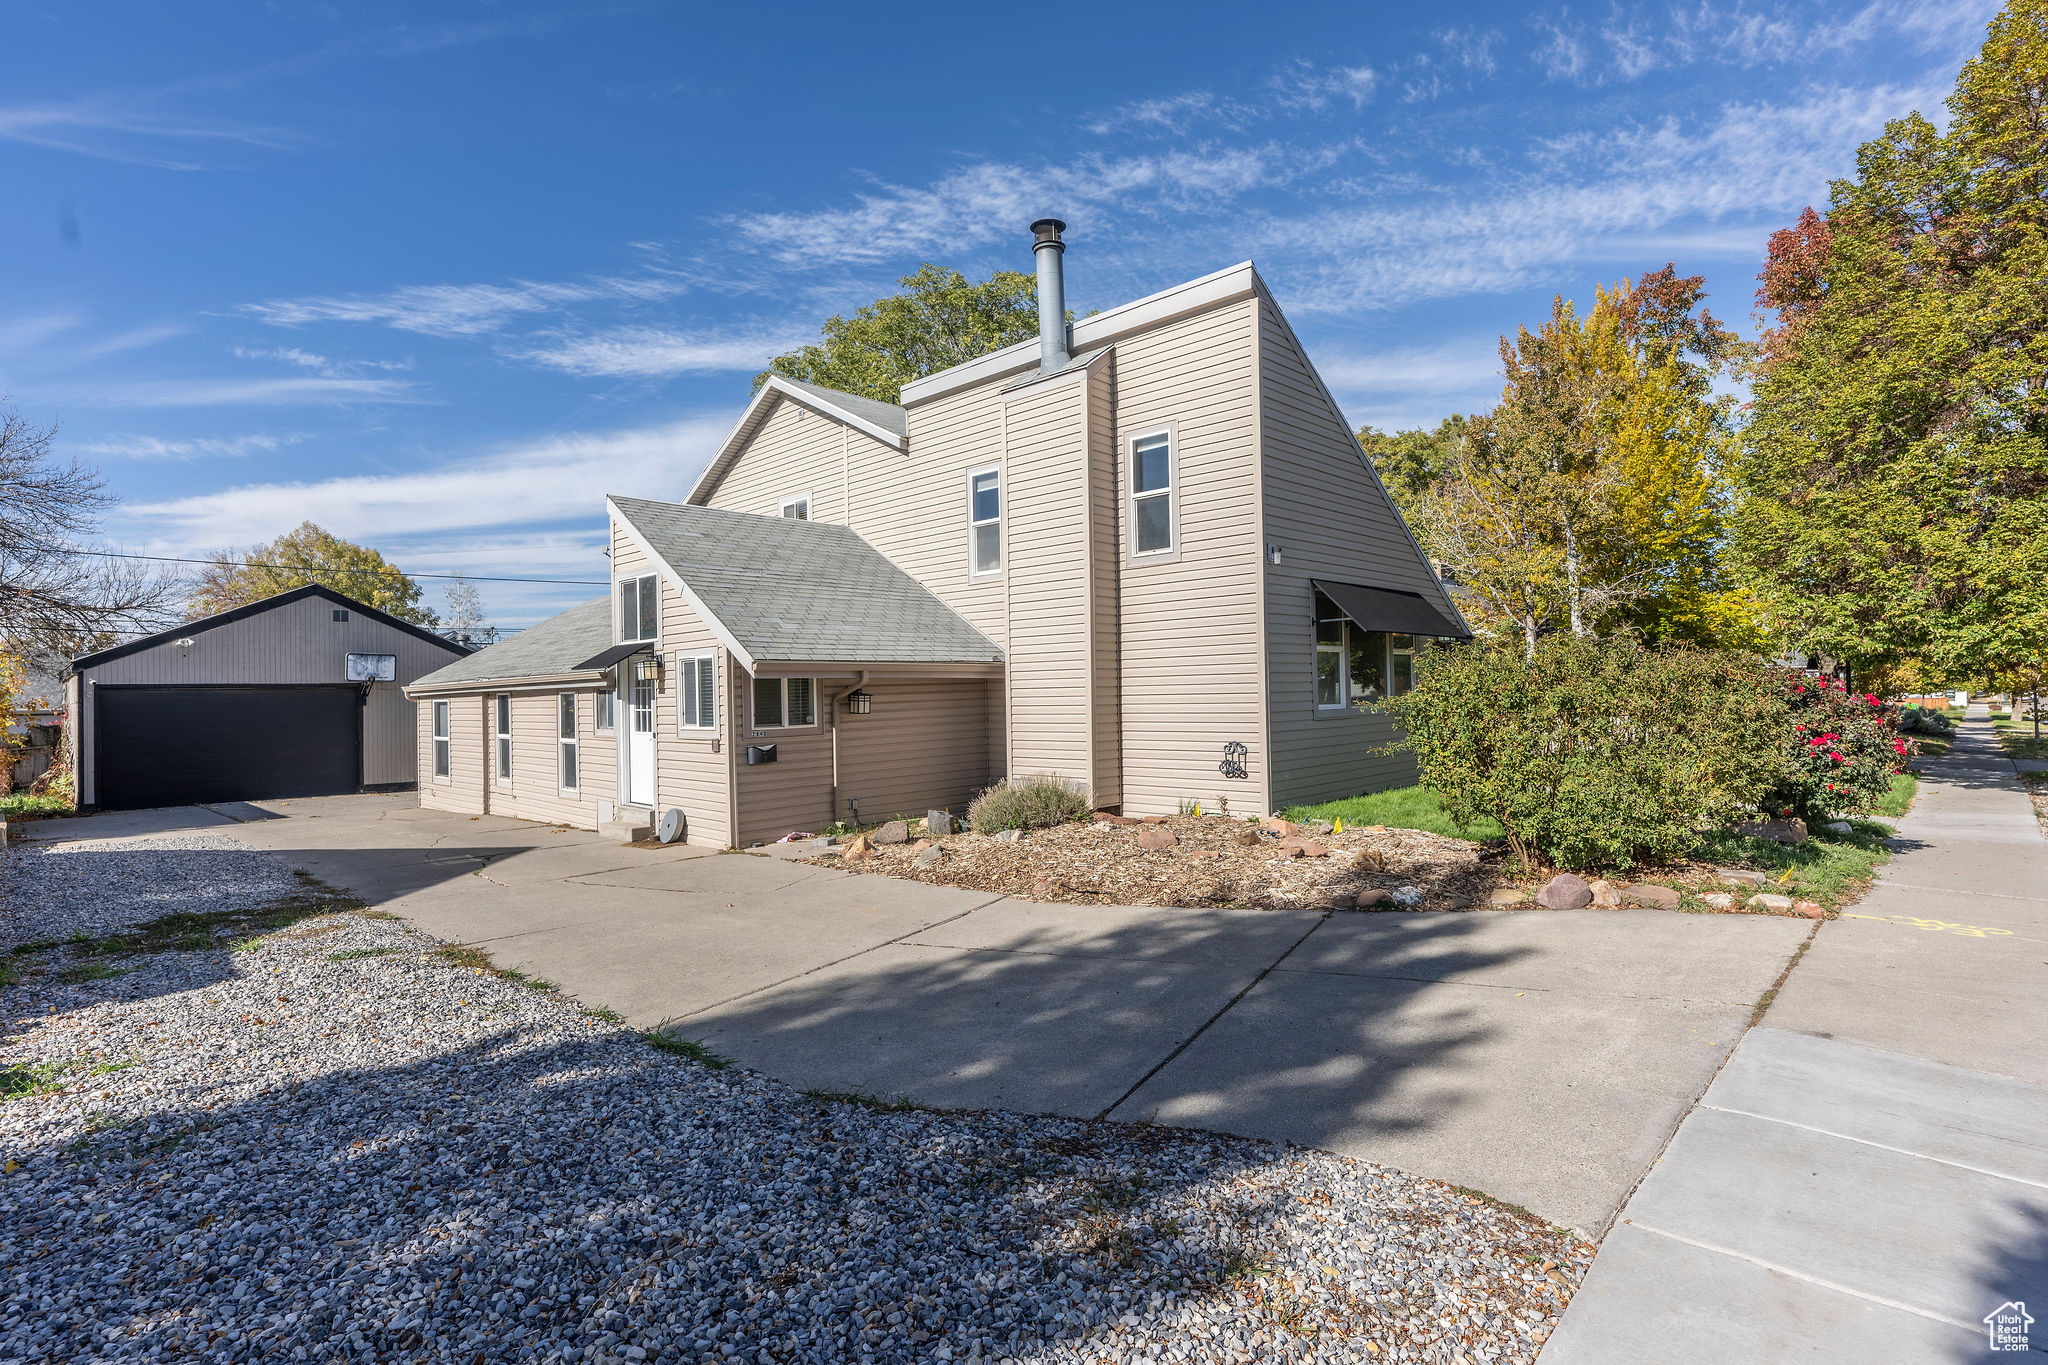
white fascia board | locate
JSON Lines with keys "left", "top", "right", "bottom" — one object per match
{"left": 900, "top": 261, "right": 1259, "bottom": 407}
{"left": 997, "top": 345, "right": 1113, "bottom": 402}
{"left": 604, "top": 495, "right": 761, "bottom": 674}
{"left": 1249, "top": 276, "right": 1476, "bottom": 638}
{"left": 686, "top": 376, "right": 905, "bottom": 506}
{"left": 404, "top": 672, "right": 607, "bottom": 699}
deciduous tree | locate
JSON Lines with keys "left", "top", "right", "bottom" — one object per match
{"left": 188, "top": 523, "right": 438, "bottom": 626}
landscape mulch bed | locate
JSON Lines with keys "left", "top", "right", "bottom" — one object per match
{"left": 814, "top": 814, "right": 1502, "bottom": 913}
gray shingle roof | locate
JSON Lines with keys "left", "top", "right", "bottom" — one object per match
{"left": 411, "top": 597, "right": 614, "bottom": 688}
{"left": 773, "top": 377, "right": 908, "bottom": 439}
{"left": 610, "top": 496, "right": 1003, "bottom": 667}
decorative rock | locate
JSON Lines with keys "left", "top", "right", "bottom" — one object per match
{"left": 1825, "top": 820, "right": 1854, "bottom": 835}
{"left": 1233, "top": 831, "right": 1262, "bottom": 847}
{"left": 926, "top": 810, "right": 957, "bottom": 836}
{"left": 1793, "top": 899, "right": 1826, "bottom": 919}
{"left": 1749, "top": 893, "right": 1795, "bottom": 912}
{"left": 1259, "top": 816, "right": 1296, "bottom": 835}
{"left": 1390, "top": 885, "right": 1426, "bottom": 908}
{"left": 1136, "top": 827, "right": 1179, "bottom": 851}
{"left": 909, "top": 838, "right": 932, "bottom": 854}
{"left": 912, "top": 845, "right": 945, "bottom": 870}
{"left": 873, "top": 820, "right": 911, "bottom": 845}
{"left": 1271, "top": 843, "right": 1305, "bottom": 860}
{"left": 1352, "top": 847, "right": 1387, "bottom": 871}
{"left": 1029, "top": 876, "right": 1061, "bottom": 899}
{"left": 1736, "top": 817, "right": 1809, "bottom": 845}
{"left": 1716, "top": 868, "right": 1767, "bottom": 887}
{"left": 1139, "top": 815, "right": 1170, "bottom": 825}
{"left": 841, "top": 834, "right": 874, "bottom": 863}
{"left": 1625, "top": 883, "right": 1682, "bottom": 910}
{"left": 993, "top": 828, "right": 1025, "bottom": 843}
{"left": 1487, "top": 888, "right": 1530, "bottom": 906}
{"left": 1535, "top": 873, "right": 1594, "bottom": 909}
{"left": 1701, "top": 892, "right": 1736, "bottom": 909}
{"left": 1303, "top": 819, "right": 1335, "bottom": 836}
{"left": 1588, "top": 878, "right": 1623, "bottom": 908}
{"left": 1094, "top": 813, "right": 1141, "bottom": 827}
{"left": 1355, "top": 889, "right": 1393, "bottom": 909}
{"left": 1278, "top": 838, "right": 1329, "bottom": 858}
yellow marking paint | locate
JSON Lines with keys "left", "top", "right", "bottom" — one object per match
{"left": 1841, "top": 913, "right": 2015, "bottom": 939}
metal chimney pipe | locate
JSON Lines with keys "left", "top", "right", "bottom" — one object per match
{"left": 1030, "top": 218, "right": 1068, "bottom": 373}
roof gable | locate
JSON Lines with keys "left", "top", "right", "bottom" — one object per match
{"left": 69, "top": 583, "right": 468, "bottom": 675}
{"left": 687, "top": 375, "right": 906, "bottom": 506}
{"left": 608, "top": 495, "right": 1002, "bottom": 671}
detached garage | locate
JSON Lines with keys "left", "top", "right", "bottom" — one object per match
{"left": 66, "top": 585, "right": 471, "bottom": 811}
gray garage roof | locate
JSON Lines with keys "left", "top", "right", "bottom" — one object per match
{"left": 611, "top": 496, "right": 1003, "bottom": 668}
{"left": 411, "top": 596, "right": 614, "bottom": 689}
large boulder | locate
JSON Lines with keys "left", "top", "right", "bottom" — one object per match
{"left": 1588, "top": 878, "right": 1623, "bottom": 908}
{"left": 1625, "top": 883, "right": 1682, "bottom": 910}
{"left": 873, "top": 820, "right": 911, "bottom": 845}
{"left": 926, "top": 810, "right": 957, "bottom": 837}
{"left": 1535, "top": 873, "right": 1594, "bottom": 909}
{"left": 1136, "top": 827, "right": 1178, "bottom": 851}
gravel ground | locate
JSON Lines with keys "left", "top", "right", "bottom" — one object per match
{"left": 3, "top": 846, "right": 1589, "bottom": 1365}
{"left": 1, "top": 833, "right": 306, "bottom": 947}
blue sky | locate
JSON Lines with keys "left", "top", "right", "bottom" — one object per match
{"left": 2, "top": 0, "right": 1999, "bottom": 629}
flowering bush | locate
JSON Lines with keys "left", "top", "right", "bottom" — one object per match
{"left": 1762, "top": 676, "right": 1911, "bottom": 819}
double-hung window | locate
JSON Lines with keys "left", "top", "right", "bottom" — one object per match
{"left": 595, "top": 678, "right": 616, "bottom": 734}
{"left": 967, "top": 467, "right": 1001, "bottom": 576}
{"left": 1129, "top": 429, "right": 1177, "bottom": 559}
{"left": 678, "top": 652, "right": 717, "bottom": 731}
{"left": 431, "top": 700, "right": 450, "bottom": 779}
{"left": 1315, "top": 589, "right": 1419, "bottom": 710}
{"left": 752, "top": 675, "right": 815, "bottom": 729}
{"left": 557, "top": 693, "right": 579, "bottom": 791}
{"left": 780, "top": 493, "right": 811, "bottom": 520}
{"left": 494, "top": 694, "right": 512, "bottom": 782}
{"left": 616, "top": 573, "right": 658, "bottom": 643}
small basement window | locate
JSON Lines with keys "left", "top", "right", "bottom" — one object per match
{"left": 968, "top": 466, "right": 1001, "bottom": 577}
{"left": 679, "top": 652, "right": 717, "bottom": 731}
{"left": 752, "top": 675, "right": 815, "bottom": 730}
{"left": 1129, "top": 429, "right": 1177, "bottom": 558}
{"left": 557, "top": 693, "right": 579, "bottom": 791}
{"left": 495, "top": 694, "right": 512, "bottom": 782}
{"left": 616, "top": 573, "right": 658, "bottom": 643}
{"left": 432, "top": 700, "right": 450, "bottom": 779}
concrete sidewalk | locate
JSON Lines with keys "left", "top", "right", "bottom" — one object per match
{"left": 1544, "top": 716, "right": 2048, "bottom": 1362}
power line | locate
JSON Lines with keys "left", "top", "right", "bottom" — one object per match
{"left": 71, "top": 547, "right": 607, "bottom": 586}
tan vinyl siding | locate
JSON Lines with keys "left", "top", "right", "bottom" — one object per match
{"left": 700, "top": 394, "right": 889, "bottom": 525}
{"left": 1000, "top": 380, "right": 1094, "bottom": 789}
{"left": 76, "top": 591, "right": 463, "bottom": 804}
{"left": 418, "top": 693, "right": 487, "bottom": 816}
{"left": 1110, "top": 298, "right": 1267, "bottom": 817}
{"left": 1258, "top": 295, "right": 1455, "bottom": 808}
{"left": 482, "top": 691, "right": 602, "bottom": 828}
{"left": 1085, "top": 362, "right": 1123, "bottom": 807}
{"left": 657, "top": 582, "right": 734, "bottom": 848}
{"left": 734, "top": 671, "right": 835, "bottom": 844}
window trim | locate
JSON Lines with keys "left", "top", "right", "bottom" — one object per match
{"left": 1126, "top": 424, "right": 1181, "bottom": 565}
{"left": 678, "top": 651, "right": 718, "bottom": 732}
{"left": 779, "top": 492, "right": 812, "bottom": 521}
{"left": 431, "top": 699, "right": 450, "bottom": 782}
{"left": 494, "top": 693, "right": 513, "bottom": 785}
{"left": 750, "top": 675, "right": 818, "bottom": 732}
{"left": 557, "top": 692, "right": 579, "bottom": 793}
{"left": 616, "top": 572, "right": 659, "bottom": 644}
{"left": 966, "top": 463, "right": 1002, "bottom": 580}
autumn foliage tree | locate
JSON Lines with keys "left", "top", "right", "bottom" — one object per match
{"left": 188, "top": 523, "right": 438, "bottom": 626}
{"left": 1737, "top": 0, "right": 2048, "bottom": 687}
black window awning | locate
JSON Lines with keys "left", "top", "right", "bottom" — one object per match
{"left": 574, "top": 641, "right": 652, "bottom": 671}
{"left": 1313, "top": 578, "right": 1471, "bottom": 640}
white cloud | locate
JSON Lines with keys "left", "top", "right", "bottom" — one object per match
{"left": 240, "top": 271, "right": 691, "bottom": 338}
{"left": 76, "top": 432, "right": 308, "bottom": 461}
{"left": 229, "top": 345, "right": 413, "bottom": 376}
{"left": 66, "top": 376, "right": 420, "bottom": 407}
{"left": 1314, "top": 337, "right": 1505, "bottom": 397}
{"left": 520, "top": 326, "right": 806, "bottom": 379}
{"left": 1438, "top": 27, "right": 1502, "bottom": 75}
{"left": 0, "top": 102, "right": 291, "bottom": 169}
{"left": 1270, "top": 60, "right": 1379, "bottom": 112}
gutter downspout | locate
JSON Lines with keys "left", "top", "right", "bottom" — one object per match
{"left": 827, "top": 671, "right": 868, "bottom": 829}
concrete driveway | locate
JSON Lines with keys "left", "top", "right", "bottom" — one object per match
{"left": 25, "top": 793, "right": 1808, "bottom": 1235}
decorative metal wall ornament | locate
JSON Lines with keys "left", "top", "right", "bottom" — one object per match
{"left": 1218, "top": 741, "right": 1249, "bottom": 780}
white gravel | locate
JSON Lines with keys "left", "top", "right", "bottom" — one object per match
{"left": 1, "top": 833, "right": 306, "bottom": 947}
{"left": 2, "top": 848, "right": 1589, "bottom": 1365}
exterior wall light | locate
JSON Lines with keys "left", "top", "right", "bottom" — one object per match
{"left": 845, "top": 689, "right": 872, "bottom": 714}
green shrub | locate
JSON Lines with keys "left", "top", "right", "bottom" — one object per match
{"left": 967, "top": 774, "right": 1092, "bottom": 834}
{"left": 1764, "top": 677, "right": 1910, "bottom": 819}
{"left": 1380, "top": 636, "right": 1789, "bottom": 872}
{"left": 1897, "top": 704, "right": 1954, "bottom": 736}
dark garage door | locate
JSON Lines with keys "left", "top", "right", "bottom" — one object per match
{"left": 96, "top": 685, "right": 361, "bottom": 810}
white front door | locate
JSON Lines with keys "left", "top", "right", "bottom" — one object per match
{"left": 627, "top": 659, "right": 656, "bottom": 807}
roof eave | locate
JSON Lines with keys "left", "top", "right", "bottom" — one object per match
{"left": 404, "top": 670, "right": 610, "bottom": 699}
{"left": 687, "top": 376, "right": 906, "bottom": 506}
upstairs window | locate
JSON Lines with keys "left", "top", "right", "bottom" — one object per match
{"left": 1130, "top": 429, "right": 1177, "bottom": 558}
{"left": 752, "top": 675, "right": 815, "bottom": 729}
{"left": 679, "top": 652, "right": 717, "bottom": 731}
{"left": 617, "top": 572, "right": 658, "bottom": 643}
{"left": 968, "top": 467, "right": 1001, "bottom": 576}
{"left": 780, "top": 493, "right": 811, "bottom": 520}
{"left": 494, "top": 694, "right": 512, "bottom": 782}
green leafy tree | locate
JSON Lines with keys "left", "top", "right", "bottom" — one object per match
{"left": 188, "top": 522, "right": 438, "bottom": 626}
{"left": 757, "top": 265, "right": 1041, "bottom": 403}
{"left": 1357, "top": 416, "right": 1471, "bottom": 522}
{"left": 1738, "top": 0, "right": 2048, "bottom": 688}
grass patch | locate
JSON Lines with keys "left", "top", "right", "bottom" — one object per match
{"left": 1696, "top": 824, "right": 1892, "bottom": 910}
{"left": 581, "top": 1005, "right": 625, "bottom": 1025}
{"left": 646, "top": 1032, "right": 732, "bottom": 1069}
{"left": 1874, "top": 771, "right": 1918, "bottom": 819}
{"left": 60, "top": 961, "right": 132, "bottom": 983}
{"left": 801, "top": 1088, "right": 936, "bottom": 1113}
{"left": 0, "top": 792, "right": 72, "bottom": 820}
{"left": 1451, "top": 1185, "right": 1542, "bottom": 1223}
{"left": 1995, "top": 717, "right": 2048, "bottom": 761}
{"left": 1283, "top": 784, "right": 1505, "bottom": 842}
{"left": 431, "top": 944, "right": 556, "bottom": 991}
{"left": 61, "top": 881, "right": 369, "bottom": 962}
{"left": 1, "top": 1058, "right": 76, "bottom": 1100}
{"left": 328, "top": 947, "right": 403, "bottom": 961}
